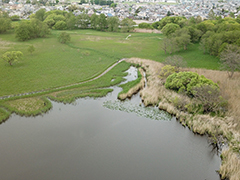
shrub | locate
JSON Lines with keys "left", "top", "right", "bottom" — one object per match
{"left": 54, "top": 20, "right": 67, "bottom": 30}
{"left": 138, "top": 22, "right": 153, "bottom": 29}
{"left": 58, "top": 32, "right": 71, "bottom": 44}
{"left": 192, "top": 85, "right": 228, "bottom": 114}
{"left": 159, "top": 65, "right": 178, "bottom": 79}
{"left": 165, "top": 71, "right": 219, "bottom": 96}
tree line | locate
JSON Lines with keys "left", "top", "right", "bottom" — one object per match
{"left": 0, "top": 9, "right": 136, "bottom": 41}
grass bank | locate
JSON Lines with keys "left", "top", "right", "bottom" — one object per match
{"left": 126, "top": 58, "right": 240, "bottom": 180}
{"left": 0, "top": 61, "right": 131, "bottom": 120}
{"left": 118, "top": 67, "right": 145, "bottom": 100}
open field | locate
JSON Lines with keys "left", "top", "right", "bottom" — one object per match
{"left": 0, "top": 29, "right": 219, "bottom": 97}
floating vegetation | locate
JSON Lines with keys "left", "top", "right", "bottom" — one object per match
{"left": 103, "top": 100, "right": 172, "bottom": 121}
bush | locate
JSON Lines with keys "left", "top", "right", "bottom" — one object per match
{"left": 53, "top": 20, "right": 67, "bottom": 30}
{"left": 58, "top": 32, "right": 70, "bottom": 44}
{"left": 10, "top": 15, "right": 20, "bottom": 21}
{"left": 192, "top": 85, "right": 228, "bottom": 114}
{"left": 165, "top": 71, "right": 219, "bottom": 96}
{"left": 138, "top": 22, "right": 153, "bottom": 29}
{"left": 159, "top": 65, "right": 178, "bottom": 79}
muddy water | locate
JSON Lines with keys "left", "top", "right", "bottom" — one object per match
{"left": 0, "top": 67, "right": 220, "bottom": 180}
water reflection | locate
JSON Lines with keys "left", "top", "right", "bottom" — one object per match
{"left": 0, "top": 67, "right": 220, "bottom": 180}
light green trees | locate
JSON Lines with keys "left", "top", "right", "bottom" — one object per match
{"left": 107, "top": 16, "right": 119, "bottom": 32}
{"left": 0, "top": 11, "right": 11, "bottom": 33}
{"left": 2, "top": 51, "right": 23, "bottom": 66}
{"left": 220, "top": 44, "right": 240, "bottom": 78}
{"left": 120, "top": 18, "right": 136, "bottom": 33}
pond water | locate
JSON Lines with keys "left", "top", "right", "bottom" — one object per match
{"left": 0, "top": 67, "right": 220, "bottom": 180}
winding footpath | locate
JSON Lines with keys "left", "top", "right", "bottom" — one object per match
{"left": 0, "top": 59, "right": 126, "bottom": 100}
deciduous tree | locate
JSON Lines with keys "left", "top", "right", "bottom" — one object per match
{"left": 220, "top": 44, "right": 240, "bottom": 78}
{"left": 2, "top": 51, "right": 23, "bottom": 66}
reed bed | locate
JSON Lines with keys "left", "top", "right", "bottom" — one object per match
{"left": 126, "top": 57, "right": 240, "bottom": 180}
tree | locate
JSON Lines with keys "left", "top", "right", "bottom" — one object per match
{"left": 35, "top": 8, "right": 46, "bottom": 21}
{"left": 15, "top": 19, "right": 50, "bottom": 41}
{"left": 76, "top": 13, "right": 90, "bottom": 29}
{"left": 0, "top": 18, "right": 11, "bottom": 33}
{"left": 220, "top": 44, "right": 240, "bottom": 78}
{"left": 58, "top": 32, "right": 71, "bottom": 44}
{"left": 107, "top": 16, "right": 119, "bottom": 32}
{"left": 165, "top": 71, "right": 218, "bottom": 96}
{"left": 10, "top": 15, "right": 20, "bottom": 21}
{"left": 173, "top": 28, "right": 191, "bottom": 50}
{"left": 120, "top": 18, "right": 136, "bottom": 33}
{"left": 208, "top": 9, "right": 216, "bottom": 20}
{"left": 54, "top": 20, "right": 67, "bottom": 30}
{"left": 15, "top": 21, "right": 32, "bottom": 41}
{"left": 28, "top": 45, "right": 35, "bottom": 55}
{"left": 192, "top": 85, "right": 227, "bottom": 114}
{"left": 163, "top": 55, "right": 186, "bottom": 71}
{"left": 0, "top": 11, "right": 11, "bottom": 33}
{"left": 90, "top": 14, "right": 98, "bottom": 29}
{"left": 161, "top": 23, "right": 180, "bottom": 37}
{"left": 2, "top": 51, "right": 23, "bottom": 66}
{"left": 98, "top": 14, "right": 107, "bottom": 31}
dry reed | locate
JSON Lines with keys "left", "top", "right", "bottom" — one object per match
{"left": 126, "top": 57, "right": 240, "bottom": 180}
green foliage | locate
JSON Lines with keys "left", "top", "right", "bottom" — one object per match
{"left": 43, "top": 13, "right": 66, "bottom": 28}
{"left": 58, "top": 32, "right": 71, "bottom": 44}
{"left": 107, "top": 16, "right": 119, "bottom": 32}
{"left": 0, "top": 16, "right": 11, "bottom": 33}
{"left": 161, "top": 23, "right": 180, "bottom": 37}
{"left": 220, "top": 44, "right": 240, "bottom": 78}
{"left": 158, "top": 16, "right": 186, "bottom": 29}
{"left": 159, "top": 65, "right": 178, "bottom": 79}
{"left": 15, "top": 19, "right": 50, "bottom": 41}
{"left": 53, "top": 20, "right": 67, "bottom": 30}
{"left": 2, "top": 51, "right": 23, "bottom": 66}
{"left": 138, "top": 22, "right": 153, "bottom": 29}
{"left": 35, "top": 8, "right": 46, "bottom": 21}
{"left": 0, "top": 30, "right": 220, "bottom": 97}
{"left": 165, "top": 71, "right": 219, "bottom": 96}
{"left": 90, "top": 14, "right": 98, "bottom": 29}
{"left": 28, "top": 45, "right": 35, "bottom": 54}
{"left": 120, "top": 18, "right": 136, "bottom": 33}
{"left": 151, "top": 21, "right": 161, "bottom": 29}
{"left": 98, "top": 14, "right": 107, "bottom": 31}
{"left": 76, "top": 13, "right": 90, "bottom": 29}
{"left": 10, "top": 15, "right": 20, "bottom": 21}
{"left": 173, "top": 28, "right": 191, "bottom": 50}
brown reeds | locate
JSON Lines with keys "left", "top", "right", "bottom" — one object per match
{"left": 126, "top": 57, "right": 240, "bottom": 180}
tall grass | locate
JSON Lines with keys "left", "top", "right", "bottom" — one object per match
{"left": 126, "top": 57, "right": 240, "bottom": 180}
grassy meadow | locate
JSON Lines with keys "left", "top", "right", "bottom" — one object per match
{"left": 0, "top": 29, "right": 220, "bottom": 97}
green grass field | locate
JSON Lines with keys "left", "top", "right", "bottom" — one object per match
{"left": 0, "top": 29, "right": 219, "bottom": 97}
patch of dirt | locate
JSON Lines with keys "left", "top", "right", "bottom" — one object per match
{"left": 133, "top": 29, "right": 162, "bottom": 33}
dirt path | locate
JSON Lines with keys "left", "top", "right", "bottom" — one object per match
{"left": 0, "top": 59, "right": 126, "bottom": 100}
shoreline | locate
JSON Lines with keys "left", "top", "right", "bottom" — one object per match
{"left": 125, "top": 57, "right": 240, "bottom": 180}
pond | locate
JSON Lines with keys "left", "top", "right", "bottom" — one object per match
{"left": 0, "top": 67, "right": 220, "bottom": 180}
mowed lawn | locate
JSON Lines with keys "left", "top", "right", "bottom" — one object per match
{"left": 0, "top": 29, "right": 219, "bottom": 97}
